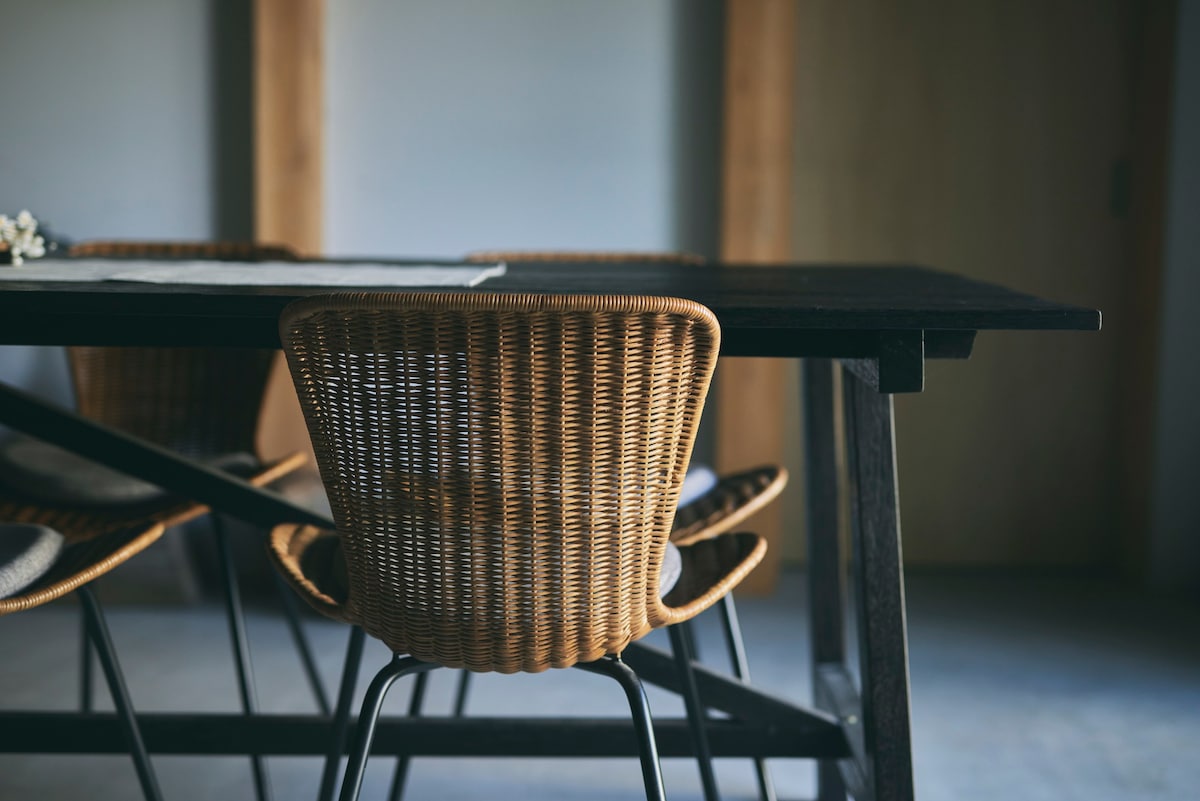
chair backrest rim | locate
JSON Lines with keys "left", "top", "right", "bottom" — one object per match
{"left": 280, "top": 291, "right": 721, "bottom": 672}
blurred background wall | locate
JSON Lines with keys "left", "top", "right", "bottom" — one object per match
{"left": 325, "top": 0, "right": 721, "bottom": 258}
{"left": 0, "top": 0, "right": 244, "bottom": 406}
{"left": 0, "top": 0, "right": 1195, "bottom": 592}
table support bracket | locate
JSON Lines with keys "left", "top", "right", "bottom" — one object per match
{"left": 840, "top": 331, "right": 924, "bottom": 394}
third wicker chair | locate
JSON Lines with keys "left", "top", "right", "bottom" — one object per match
{"left": 0, "top": 240, "right": 325, "bottom": 801}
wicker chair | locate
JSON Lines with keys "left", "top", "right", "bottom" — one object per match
{"left": 269, "top": 293, "right": 766, "bottom": 801}
{"left": 465, "top": 251, "right": 786, "bottom": 801}
{"left": 0, "top": 475, "right": 228, "bottom": 801}
{"left": 0, "top": 240, "right": 317, "bottom": 801}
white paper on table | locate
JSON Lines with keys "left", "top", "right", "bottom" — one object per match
{"left": 0, "top": 260, "right": 506, "bottom": 288}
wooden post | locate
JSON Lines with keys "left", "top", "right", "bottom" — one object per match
{"left": 252, "top": 0, "right": 324, "bottom": 461}
{"left": 717, "top": 0, "right": 797, "bottom": 593}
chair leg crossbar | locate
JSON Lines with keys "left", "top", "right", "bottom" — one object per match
{"left": 446, "top": 603, "right": 773, "bottom": 801}
{"left": 332, "top": 653, "right": 667, "bottom": 801}
{"left": 76, "top": 514, "right": 333, "bottom": 800}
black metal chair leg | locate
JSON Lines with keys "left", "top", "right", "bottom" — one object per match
{"left": 668, "top": 624, "right": 721, "bottom": 801}
{"left": 271, "top": 568, "right": 332, "bottom": 715}
{"left": 77, "top": 587, "right": 163, "bottom": 801}
{"left": 338, "top": 655, "right": 437, "bottom": 801}
{"left": 80, "top": 609, "right": 94, "bottom": 712}
{"left": 386, "top": 669, "right": 430, "bottom": 801}
{"left": 576, "top": 656, "right": 667, "bottom": 801}
{"left": 679, "top": 617, "right": 702, "bottom": 663}
{"left": 318, "top": 626, "right": 366, "bottom": 801}
{"left": 213, "top": 515, "right": 272, "bottom": 801}
{"left": 451, "top": 669, "right": 471, "bottom": 717}
{"left": 719, "top": 594, "right": 777, "bottom": 801}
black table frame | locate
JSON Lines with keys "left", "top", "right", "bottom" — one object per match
{"left": 0, "top": 260, "right": 1100, "bottom": 801}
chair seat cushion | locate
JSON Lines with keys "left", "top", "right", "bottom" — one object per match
{"left": 658, "top": 541, "right": 682, "bottom": 597}
{"left": 0, "top": 523, "right": 65, "bottom": 599}
{"left": 0, "top": 437, "right": 258, "bottom": 507}
{"left": 677, "top": 464, "right": 719, "bottom": 507}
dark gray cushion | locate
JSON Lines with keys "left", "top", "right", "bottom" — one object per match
{"left": 0, "top": 523, "right": 64, "bottom": 598}
{"left": 0, "top": 437, "right": 258, "bottom": 507}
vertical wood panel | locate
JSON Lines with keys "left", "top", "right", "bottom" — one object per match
{"left": 718, "top": 0, "right": 797, "bottom": 592}
{"left": 254, "top": 0, "right": 324, "bottom": 254}
{"left": 253, "top": 0, "right": 324, "bottom": 461}
{"left": 791, "top": 0, "right": 1132, "bottom": 566}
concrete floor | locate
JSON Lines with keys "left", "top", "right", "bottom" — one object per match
{"left": 1, "top": 567, "right": 1197, "bottom": 800}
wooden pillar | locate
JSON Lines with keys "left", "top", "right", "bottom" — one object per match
{"left": 252, "top": 0, "right": 324, "bottom": 461}
{"left": 717, "top": 0, "right": 797, "bottom": 593}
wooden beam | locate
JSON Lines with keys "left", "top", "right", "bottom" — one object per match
{"left": 717, "top": 0, "right": 797, "bottom": 593}
{"left": 253, "top": 0, "right": 324, "bottom": 462}
{"left": 253, "top": 0, "right": 324, "bottom": 255}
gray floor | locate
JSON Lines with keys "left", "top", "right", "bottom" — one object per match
{"left": 1, "top": 567, "right": 1198, "bottom": 800}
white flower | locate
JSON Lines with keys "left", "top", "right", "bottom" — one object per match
{"left": 1, "top": 209, "right": 47, "bottom": 266}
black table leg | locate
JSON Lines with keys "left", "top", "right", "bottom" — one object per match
{"left": 802, "top": 359, "right": 848, "bottom": 801}
{"left": 840, "top": 366, "right": 915, "bottom": 801}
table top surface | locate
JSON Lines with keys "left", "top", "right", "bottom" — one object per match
{"left": 0, "top": 259, "right": 1100, "bottom": 356}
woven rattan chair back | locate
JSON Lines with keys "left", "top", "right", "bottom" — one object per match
{"left": 67, "top": 346, "right": 274, "bottom": 458}
{"left": 64, "top": 241, "right": 296, "bottom": 457}
{"left": 68, "top": 240, "right": 297, "bottom": 261}
{"left": 280, "top": 293, "right": 720, "bottom": 673}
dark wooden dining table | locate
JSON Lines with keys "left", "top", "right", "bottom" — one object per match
{"left": 0, "top": 258, "right": 1099, "bottom": 801}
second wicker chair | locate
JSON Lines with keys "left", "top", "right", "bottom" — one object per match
{"left": 269, "top": 292, "right": 767, "bottom": 801}
{"left": 0, "top": 240, "right": 321, "bottom": 801}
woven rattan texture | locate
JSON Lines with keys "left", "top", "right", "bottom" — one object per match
{"left": 64, "top": 242, "right": 296, "bottom": 457}
{"left": 67, "top": 240, "right": 297, "bottom": 261}
{"left": 68, "top": 346, "right": 275, "bottom": 457}
{"left": 279, "top": 293, "right": 722, "bottom": 673}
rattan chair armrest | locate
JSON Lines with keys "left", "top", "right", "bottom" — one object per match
{"left": 267, "top": 524, "right": 348, "bottom": 621}
{"left": 0, "top": 448, "right": 308, "bottom": 597}
{"left": 251, "top": 451, "right": 309, "bottom": 487}
{"left": 0, "top": 522, "right": 166, "bottom": 615}
{"left": 670, "top": 466, "right": 787, "bottom": 547}
{"left": 655, "top": 532, "right": 767, "bottom": 626}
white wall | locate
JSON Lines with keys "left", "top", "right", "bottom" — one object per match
{"left": 0, "top": 0, "right": 238, "bottom": 242}
{"left": 325, "top": 0, "right": 721, "bottom": 258}
{"left": 1149, "top": 0, "right": 1200, "bottom": 593}
{"left": 0, "top": 0, "right": 247, "bottom": 402}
